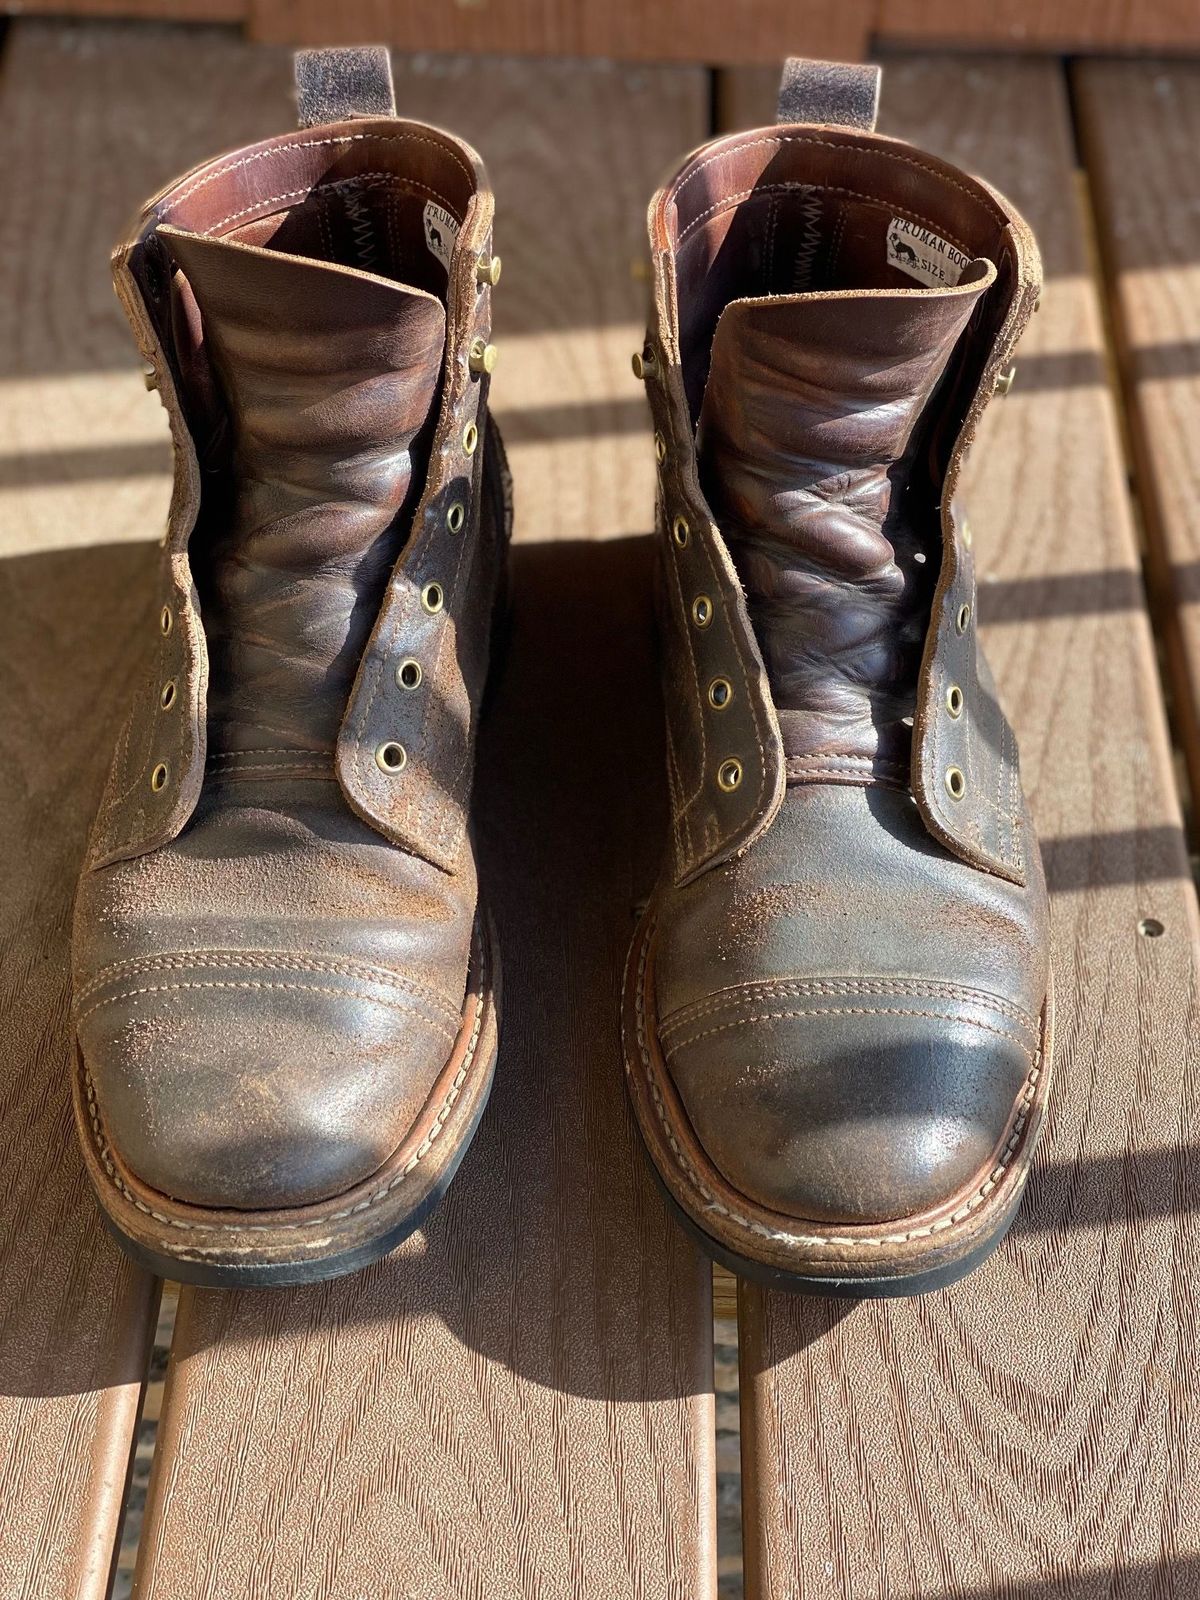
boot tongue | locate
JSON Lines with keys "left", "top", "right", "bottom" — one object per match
{"left": 162, "top": 227, "right": 447, "bottom": 754}
{"left": 696, "top": 265, "right": 993, "bottom": 766}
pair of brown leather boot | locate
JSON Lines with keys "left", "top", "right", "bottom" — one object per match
{"left": 72, "top": 49, "right": 1051, "bottom": 1295}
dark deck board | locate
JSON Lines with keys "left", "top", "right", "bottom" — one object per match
{"left": 722, "top": 56, "right": 1200, "bottom": 1600}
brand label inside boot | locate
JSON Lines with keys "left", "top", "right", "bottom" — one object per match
{"left": 423, "top": 201, "right": 460, "bottom": 274}
{"left": 886, "top": 217, "right": 970, "bottom": 288}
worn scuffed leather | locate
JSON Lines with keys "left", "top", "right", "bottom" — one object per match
{"left": 73, "top": 98, "right": 506, "bottom": 1218}
{"left": 697, "top": 268, "right": 993, "bottom": 773}
{"left": 632, "top": 63, "right": 1050, "bottom": 1248}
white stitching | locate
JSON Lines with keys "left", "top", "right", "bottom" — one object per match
{"left": 200, "top": 172, "right": 461, "bottom": 239}
{"left": 77, "top": 978, "right": 457, "bottom": 1042}
{"left": 74, "top": 950, "right": 461, "bottom": 1022}
{"left": 673, "top": 132, "right": 1002, "bottom": 225}
{"left": 659, "top": 975, "right": 1040, "bottom": 1040}
{"left": 677, "top": 183, "right": 973, "bottom": 255}
{"left": 666, "top": 1002, "right": 1033, "bottom": 1061}
{"left": 630, "top": 919, "right": 1042, "bottom": 1250}
{"left": 163, "top": 130, "right": 472, "bottom": 216}
{"left": 80, "top": 936, "right": 488, "bottom": 1235}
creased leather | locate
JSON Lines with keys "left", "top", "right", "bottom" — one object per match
{"left": 161, "top": 227, "right": 446, "bottom": 757}
{"left": 633, "top": 68, "right": 1051, "bottom": 1245}
{"left": 74, "top": 110, "right": 507, "bottom": 1215}
{"left": 644, "top": 118, "right": 1041, "bottom": 884}
{"left": 90, "top": 115, "right": 496, "bottom": 875}
{"left": 696, "top": 268, "right": 992, "bottom": 771}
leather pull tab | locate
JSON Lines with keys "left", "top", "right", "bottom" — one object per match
{"left": 776, "top": 57, "right": 881, "bottom": 131}
{"left": 294, "top": 46, "right": 396, "bottom": 128}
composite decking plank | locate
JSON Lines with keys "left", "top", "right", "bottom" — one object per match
{"left": 246, "top": 0, "right": 873, "bottom": 67}
{"left": 129, "top": 45, "right": 718, "bottom": 1600}
{"left": 0, "top": 19, "right": 297, "bottom": 1599}
{"left": 1074, "top": 59, "right": 1200, "bottom": 823}
{"left": 720, "top": 57, "right": 1200, "bottom": 1600}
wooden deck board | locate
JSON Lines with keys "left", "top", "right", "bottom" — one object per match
{"left": 0, "top": 20, "right": 295, "bottom": 1596}
{"left": 722, "top": 57, "right": 1200, "bottom": 1600}
{"left": 123, "top": 43, "right": 719, "bottom": 1600}
{"left": 1074, "top": 59, "right": 1200, "bottom": 820}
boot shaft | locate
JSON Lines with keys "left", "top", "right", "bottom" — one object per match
{"left": 639, "top": 59, "right": 1040, "bottom": 887}
{"left": 91, "top": 66, "right": 506, "bottom": 877}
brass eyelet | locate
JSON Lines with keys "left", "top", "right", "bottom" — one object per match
{"left": 462, "top": 421, "right": 479, "bottom": 455}
{"left": 717, "top": 757, "right": 743, "bottom": 792}
{"left": 654, "top": 432, "right": 667, "bottom": 464}
{"left": 707, "top": 677, "right": 732, "bottom": 710}
{"left": 160, "top": 605, "right": 172, "bottom": 636}
{"left": 375, "top": 741, "right": 408, "bottom": 774}
{"left": 469, "top": 337, "right": 499, "bottom": 375}
{"left": 946, "top": 683, "right": 964, "bottom": 718}
{"left": 159, "top": 680, "right": 177, "bottom": 711}
{"left": 691, "top": 595, "right": 713, "bottom": 629}
{"left": 476, "top": 254, "right": 502, "bottom": 288}
{"left": 396, "top": 658, "right": 423, "bottom": 691}
{"left": 955, "top": 602, "right": 971, "bottom": 634}
{"left": 631, "top": 345, "right": 656, "bottom": 381}
{"left": 672, "top": 515, "right": 690, "bottom": 548}
{"left": 995, "top": 364, "right": 1017, "bottom": 397}
{"left": 961, "top": 518, "right": 973, "bottom": 550}
{"left": 945, "top": 765, "right": 966, "bottom": 801}
{"left": 447, "top": 501, "right": 466, "bottom": 534}
{"left": 422, "top": 581, "right": 445, "bottom": 615}
{"left": 150, "top": 761, "right": 169, "bottom": 792}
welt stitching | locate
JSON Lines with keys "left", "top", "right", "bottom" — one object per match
{"left": 631, "top": 921, "right": 1041, "bottom": 1250}
{"left": 78, "top": 979, "right": 457, "bottom": 1042}
{"left": 660, "top": 978, "right": 1040, "bottom": 1038}
{"left": 75, "top": 952, "right": 460, "bottom": 1020}
{"left": 673, "top": 133, "right": 1001, "bottom": 223}
{"left": 667, "top": 1004, "right": 1034, "bottom": 1061}
{"left": 163, "top": 130, "right": 472, "bottom": 215}
{"left": 82, "top": 941, "right": 487, "bottom": 1235}
{"left": 678, "top": 184, "right": 971, "bottom": 257}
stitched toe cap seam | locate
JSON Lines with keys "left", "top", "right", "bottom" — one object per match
{"left": 659, "top": 975, "right": 1040, "bottom": 1044}
{"left": 664, "top": 1002, "right": 1035, "bottom": 1062}
{"left": 74, "top": 949, "right": 462, "bottom": 1027}
{"left": 76, "top": 975, "right": 459, "bottom": 1046}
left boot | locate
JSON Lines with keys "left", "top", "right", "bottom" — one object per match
{"left": 71, "top": 49, "right": 508, "bottom": 1286}
{"left": 623, "top": 58, "right": 1052, "bottom": 1296}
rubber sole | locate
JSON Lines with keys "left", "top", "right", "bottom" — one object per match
{"left": 647, "top": 1152, "right": 1028, "bottom": 1298}
{"left": 95, "top": 1063, "right": 495, "bottom": 1289}
{"left": 74, "top": 912, "right": 500, "bottom": 1289}
{"left": 623, "top": 906, "right": 1053, "bottom": 1299}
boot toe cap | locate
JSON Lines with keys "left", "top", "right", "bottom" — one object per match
{"left": 76, "top": 954, "right": 463, "bottom": 1211}
{"left": 662, "top": 992, "right": 1039, "bottom": 1226}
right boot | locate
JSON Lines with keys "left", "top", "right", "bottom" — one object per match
{"left": 623, "top": 57, "right": 1051, "bottom": 1296}
{"left": 70, "top": 48, "right": 509, "bottom": 1286}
